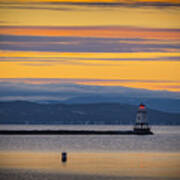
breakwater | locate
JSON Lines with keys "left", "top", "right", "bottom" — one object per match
{"left": 0, "top": 130, "right": 153, "bottom": 135}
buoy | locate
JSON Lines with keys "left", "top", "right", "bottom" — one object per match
{"left": 61, "top": 152, "right": 67, "bottom": 163}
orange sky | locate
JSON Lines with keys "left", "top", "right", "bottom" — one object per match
{"left": 0, "top": 0, "right": 180, "bottom": 92}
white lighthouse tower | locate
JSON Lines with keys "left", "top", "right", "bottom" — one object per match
{"left": 134, "top": 103, "right": 152, "bottom": 134}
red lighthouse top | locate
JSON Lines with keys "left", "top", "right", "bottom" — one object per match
{"left": 139, "top": 104, "right": 145, "bottom": 109}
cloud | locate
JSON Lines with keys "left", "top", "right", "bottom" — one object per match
{"left": 0, "top": 79, "right": 180, "bottom": 113}
{"left": 156, "top": 85, "right": 180, "bottom": 89}
{"left": 50, "top": 1, "right": 180, "bottom": 8}
{"left": 1, "top": 26, "right": 179, "bottom": 40}
{"left": 0, "top": 4, "right": 72, "bottom": 11}
{"left": 0, "top": 20, "right": 7, "bottom": 24}
{"left": 0, "top": 34, "right": 179, "bottom": 54}
{"left": 0, "top": 34, "right": 147, "bottom": 42}
{"left": 1, "top": 78, "right": 179, "bottom": 84}
{"left": 0, "top": 78, "right": 180, "bottom": 102}
{"left": 20, "top": 63, "right": 54, "bottom": 66}
{"left": 0, "top": 1, "right": 180, "bottom": 11}
{"left": 0, "top": 56, "right": 180, "bottom": 64}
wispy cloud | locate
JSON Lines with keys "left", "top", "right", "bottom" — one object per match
{"left": 0, "top": 79, "right": 180, "bottom": 102}
{"left": 0, "top": 56, "right": 180, "bottom": 64}
{"left": 47, "top": 1, "right": 180, "bottom": 8}
{"left": 1, "top": 50, "right": 180, "bottom": 65}
{"left": 0, "top": 1, "right": 180, "bottom": 10}
{"left": 0, "top": 33, "right": 180, "bottom": 53}
{"left": 1, "top": 78, "right": 179, "bottom": 84}
{"left": 0, "top": 3, "right": 72, "bottom": 11}
{"left": 0, "top": 26, "right": 179, "bottom": 40}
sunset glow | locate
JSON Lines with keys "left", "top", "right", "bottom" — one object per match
{"left": 0, "top": 0, "right": 180, "bottom": 93}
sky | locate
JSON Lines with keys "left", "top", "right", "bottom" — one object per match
{"left": 0, "top": 0, "right": 180, "bottom": 101}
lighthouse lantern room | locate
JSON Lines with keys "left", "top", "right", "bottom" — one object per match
{"left": 134, "top": 103, "right": 151, "bottom": 134}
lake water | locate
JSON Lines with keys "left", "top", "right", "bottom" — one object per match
{"left": 0, "top": 125, "right": 180, "bottom": 152}
{"left": 0, "top": 125, "right": 180, "bottom": 179}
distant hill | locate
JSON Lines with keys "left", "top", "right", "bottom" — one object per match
{"left": 0, "top": 101, "right": 180, "bottom": 125}
{"left": 38, "top": 95, "right": 180, "bottom": 113}
{"left": 61, "top": 96, "right": 180, "bottom": 113}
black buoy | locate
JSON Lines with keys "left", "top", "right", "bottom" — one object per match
{"left": 61, "top": 152, "right": 67, "bottom": 163}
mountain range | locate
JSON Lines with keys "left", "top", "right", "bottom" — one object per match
{"left": 0, "top": 101, "right": 179, "bottom": 125}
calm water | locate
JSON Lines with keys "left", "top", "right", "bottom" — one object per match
{"left": 0, "top": 125, "right": 180, "bottom": 153}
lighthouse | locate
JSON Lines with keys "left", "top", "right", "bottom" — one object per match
{"left": 134, "top": 104, "right": 152, "bottom": 134}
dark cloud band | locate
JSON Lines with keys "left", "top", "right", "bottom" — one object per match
{"left": 0, "top": 34, "right": 179, "bottom": 54}
{"left": 0, "top": 1, "right": 180, "bottom": 9}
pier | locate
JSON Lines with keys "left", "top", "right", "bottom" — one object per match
{"left": 0, "top": 129, "right": 153, "bottom": 135}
